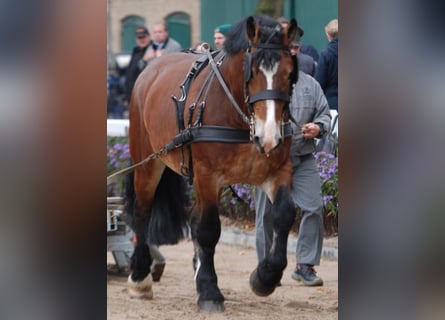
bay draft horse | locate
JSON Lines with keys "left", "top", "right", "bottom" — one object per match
{"left": 125, "top": 15, "right": 299, "bottom": 312}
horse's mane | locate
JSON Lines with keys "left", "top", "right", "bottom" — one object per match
{"left": 224, "top": 15, "right": 285, "bottom": 70}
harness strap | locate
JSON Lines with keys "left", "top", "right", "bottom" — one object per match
{"left": 172, "top": 54, "right": 211, "bottom": 132}
{"left": 252, "top": 43, "right": 289, "bottom": 50}
{"left": 107, "top": 122, "right": 294, "bottom": 185}
{"left": 206, "top": 50, "right": 250, "bottom": 125}
{"left": 165, "top": 123, "right": 293, "bottom": 152}
{"left": 248, "top": 90, "right": 290, "bottom": 104}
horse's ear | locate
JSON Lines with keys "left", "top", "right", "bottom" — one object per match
{"left": 287, "top": 18, "right": 298, "bottom": 44}
{"left": 246, "top": 16, "right": 257, "bottom": 43}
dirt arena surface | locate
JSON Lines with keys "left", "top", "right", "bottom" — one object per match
{"left": 107, "top": 238, "right": 338, "bottom": 320}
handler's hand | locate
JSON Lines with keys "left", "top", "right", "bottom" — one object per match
{"left": 301, "top": 123, "right": 320, "bottom": 139}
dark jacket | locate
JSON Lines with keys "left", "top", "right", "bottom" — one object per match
{"left": 315, "top": 37, "right": 338, "bottom": 110}
{"left": 125, "top": 44, "right": 149, "bottom": 101}
{"left": 300, "top": 43, "right": 319, "bottom": 62}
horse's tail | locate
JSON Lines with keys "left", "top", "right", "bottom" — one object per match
{"left": 124, "top": 167, "right": 190, "bottom": 245}
{"left": 148, "top": 167, "right": 190, "bottom": 245}
{"left": 123, "top": 170, "right": 138, "bottom": 231}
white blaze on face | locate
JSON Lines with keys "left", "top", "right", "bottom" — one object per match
{"left": 256, "top": 62, "right": 281, "bottom": 154}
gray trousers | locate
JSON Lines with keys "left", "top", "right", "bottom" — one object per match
{"left": 255, "top": 154, "right": 324, "bottom": 266}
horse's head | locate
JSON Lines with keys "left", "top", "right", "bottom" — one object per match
{"left": 242, "top": 16, "right": 298, "bottom": 155}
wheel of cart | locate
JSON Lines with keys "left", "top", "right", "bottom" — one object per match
{"left": 107, "top": 196, "right": 133, "bottom": 274}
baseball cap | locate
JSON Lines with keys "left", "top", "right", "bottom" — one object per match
{"left": 135, "top": 26, "right": 149, "bottom": 37}
{"left": 214, "top": 24, "right": 232, "bottom": 36}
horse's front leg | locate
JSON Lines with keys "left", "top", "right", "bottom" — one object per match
{"left": 250, "top": 186, "right": 295, "bottom": 296}
{"left": 191, "top": 201, "right": 225, "bottom": 312}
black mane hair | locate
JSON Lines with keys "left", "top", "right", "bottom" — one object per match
{"left": 224, "top": 15, "right": 286, "bottom": 70}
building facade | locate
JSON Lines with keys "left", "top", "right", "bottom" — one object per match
{"left": 108, "top": 0, "right": 338, "bottom": 57}
{"left": 108, "top": 0, "right": 200, "bottom": 54}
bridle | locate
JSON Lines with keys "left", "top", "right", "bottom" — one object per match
{"left": 243, "top": 43, "right": 291, "bottom": 115}
{"left": 205, "top": 41, "right": 292, "bottom": 141}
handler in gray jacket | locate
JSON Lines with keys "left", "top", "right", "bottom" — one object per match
{"left": 255, "top": 71, "right": 331, "bottom": 286}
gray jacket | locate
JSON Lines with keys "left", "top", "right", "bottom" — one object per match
{"left": 149, "top": 37, "right": 182, "bottom": 54}
{"left": 289, "top": 71, "right": 331, "bottom": 156}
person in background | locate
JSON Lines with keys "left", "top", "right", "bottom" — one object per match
{"left": 107, "top": 62, "right": 126, "bottom": 118}
{"left": 298, "top": 24, "right": 319, "bottom": 63}
{"left": 143, "top": 20, "right": 182, "bottom": 64}
{"left": 315, "top": 19, "right": 338, "bottom": 111}
{"left": 193, "top": 41, "right": 214, "bottom": 52}
{"left": 289, "top": 38, "right": 316, "bottom": 77}
{"left": 255, "top": 68, "right": 331, "bottom": 287}
{"left": 213, "top": 24, "right": 232, "bottom": 50}
{"left": 277, "top": 17, "right": 319, "bottom": 62}
{"left": 124, "top": 26, "right": 152, "bottom": 103}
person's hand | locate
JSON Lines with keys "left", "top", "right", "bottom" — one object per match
{"left": 301, "top": 122, "right": 320, "bottom": 139}
{"left": 155, "top": 49, "right": 164, "bottom": 57}
{"left": 143, "top": 48, "right": 156, "bottom": 61}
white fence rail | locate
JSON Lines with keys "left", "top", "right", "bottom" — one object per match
{"left": 107, "top": 119, "right": 129, "bottom": 137}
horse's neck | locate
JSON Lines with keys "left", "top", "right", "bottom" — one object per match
{"left": 218, "top": 54, "right": 245, "bottom": 102}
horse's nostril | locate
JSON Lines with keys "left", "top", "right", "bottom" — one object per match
{"left": 253, "top": 136, "right": 265, "bottom": 154}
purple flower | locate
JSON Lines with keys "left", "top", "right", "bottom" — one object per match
{"left": 315, "top": 151, "right": 338, "bottom": 216}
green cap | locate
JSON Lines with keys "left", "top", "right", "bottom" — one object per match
{"left": 214, "top": 24, "right": 232, "bottom": 36}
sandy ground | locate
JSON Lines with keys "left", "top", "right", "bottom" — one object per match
{"left": 107, "top": 238, "right": 338, "bottom": 320}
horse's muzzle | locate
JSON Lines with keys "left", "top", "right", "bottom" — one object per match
{"left": 253, "top": 135, "right": 282, "bottom": 155}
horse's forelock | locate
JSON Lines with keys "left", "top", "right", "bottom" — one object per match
{"left": 254, "top": 50, "right": 281, "bottom": 71}
{"left": 225, "top": 15, "right": 284, "bottom": 55}
{"left": 224, "top": 17, "right": 249, "bottom": 54}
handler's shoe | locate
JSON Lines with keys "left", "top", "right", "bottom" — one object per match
{"left": 151, "top": 262, "right": 165, "bottom": 282}
{"left": 291, "top": 264, "right": 323, "bottom": 286}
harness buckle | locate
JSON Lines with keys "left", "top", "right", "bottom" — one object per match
{"left": 249, "top": 116, "right": 256, "bottom": 142}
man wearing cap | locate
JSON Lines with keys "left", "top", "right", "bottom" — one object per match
{"left": 213, "top": 24, "right": 231, "bottom": 50}
{"left": 278, "top": 17, "right": 319, "bottom": 62}
{"left": 124, "top": 26, "right": 152, "bottom": 103}
{"left": 290, "top": 38, "right": 316, "bottom": 77}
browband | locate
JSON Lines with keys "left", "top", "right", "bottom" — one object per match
{"left": 252, "top": 43, "right": 289, "bottom": 50}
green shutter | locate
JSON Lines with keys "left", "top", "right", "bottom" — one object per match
{"left": 121, "top": 16, "right": 146, "bottom": 52}
{"left": 166, "top": 12, "right": 191, "bottom": 49}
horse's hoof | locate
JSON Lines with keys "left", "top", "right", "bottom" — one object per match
{"left": 198, "top": 300, "right": 225, "bottom": 312}
{"left": 249, "top": 268, "right": 275, "bottom": 297}
{"left": 127, "top": 274, "right": 153, "bottom": 299}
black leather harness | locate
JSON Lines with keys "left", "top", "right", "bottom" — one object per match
{"left": 169, "top": 46, "right": 293, "bottom": 184}
{"left": 107, "top": 44, "right": 294, "bottom": 186}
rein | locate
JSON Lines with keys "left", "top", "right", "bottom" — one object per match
{"left": 205, "top": 50, "right": 250, "bottom": 125}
